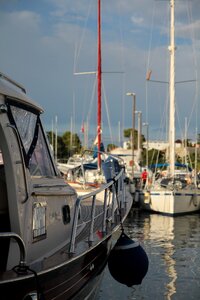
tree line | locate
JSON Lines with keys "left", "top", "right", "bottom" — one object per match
{"left": 46, "top": 129, "right": 200, "bottom": 170}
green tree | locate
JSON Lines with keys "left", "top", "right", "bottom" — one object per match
{"left": 46, "top": 131, "right": 68, "bottom": 159}
{"left": 46, "top": 130, "right": 82, "bottom": 159}
{"left": 123, "top": 128, "right": 145, "bottom": 149}
{"left": 197, "top": 134, "right": 200, "bottom": 145}
{"left": 107, "top": 144, "right": 117, "bottom": 152}
{"left": 142, "top": 148, "right": 165, "bottom": 167}
{"left": 62, "top": 131, "right": 82, "bottom": 157}
{"left": 185, "top": 152, "right": 200, "bottom": 171}
{"left": 182, "top": 139, "right": 192, "bottom": 147}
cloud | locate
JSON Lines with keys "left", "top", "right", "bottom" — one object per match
{"left": 0, "top": 0, "right": 199, "bottom": 143}
{"left": 176, "top": 20, "right": 200, "bottom": 41}
{"left": 0, "top": 10, "right": 41, "bottom": 33}
{"left": 131, "top": 15, "right": 144, "bottom": 26}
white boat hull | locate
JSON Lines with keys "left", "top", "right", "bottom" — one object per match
{"left": 141, "top": 189, "right": 200, "bottom": 215}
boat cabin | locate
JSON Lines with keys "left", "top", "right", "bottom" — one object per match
{"left": 0, "top": 73, "right": 77, "bottom": 271}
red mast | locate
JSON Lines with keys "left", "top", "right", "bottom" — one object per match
{"left": 97, "top": 0, "right": 102, "bottom": 169}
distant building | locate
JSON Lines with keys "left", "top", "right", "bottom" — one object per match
{"left": 142, "top": 140, "right": 200, "bottom": 159}
{"left": 123, "top": 141, "right": 131, "bottom": 150}
{"left": 124, "top": 139, "right": 199, "bottom": 156}
{"left": 143, "top": 141, "right": 168, "bottom": 151}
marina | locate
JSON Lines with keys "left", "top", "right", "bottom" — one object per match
{"left": 1, "top": 0, "right": 200, "bottom": 299}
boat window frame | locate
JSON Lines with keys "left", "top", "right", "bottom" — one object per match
{"left": 6, "top": 97, "right": 57, "bottom": 176}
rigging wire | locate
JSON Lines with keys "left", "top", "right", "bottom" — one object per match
{"left": 74, "top": 0, "right": 94, "bottom": 72}
{"left": 186, "top": 0, "right": 199, "bottom": 170}
{"left": 117, "top": 1, "right": 126, "bottom": 147}
{"left": 102, "top": 79, "right": 114, "bottom": 145}
{"left": 87, "top": 76, "right": 97, "bottom": 139}
{"left": 175, "top": 0, "right": 198, "bottom": 145}
{"left": 71, "top": 37, "right": 77, "bottom": 143}
{"left": 72, "top": 0, "right": 93, "bottom": 144}
{"left": 144, "top": 2, "right": 157, "bottom": 169}
{"left": 145, "top": 1, "right": 169, "bottom": 169}
{"left": 145, "top": 1, "right": 156, "bottom": 125}
{"left": 73, "top": 0, "right": 99, "bottom": 147}
{"left": 186, "top": 0, "right": 199, "bottom": 136}
{"left": 145, "top": 1, "right": 170, "bottom": 135}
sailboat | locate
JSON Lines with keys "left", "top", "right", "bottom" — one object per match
{"left": 140, "top": 0, "right": 200, "bottom": 215}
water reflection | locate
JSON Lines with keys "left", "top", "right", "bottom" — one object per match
{"left": 129, "top": 213, "right": 178, "bottom": 299}
{"left": 99, "top": 210, "right": 200, "bottom": 300}
{"left": 147, "top": 215, "right": 177, "bottom": 299}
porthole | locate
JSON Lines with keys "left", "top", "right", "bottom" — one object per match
{"left": 62, "top": 205, "right": 70, "bottom": 224}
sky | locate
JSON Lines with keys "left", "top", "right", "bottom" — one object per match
{"left": 0, "top": 0, "right": 200, "bottom": 147}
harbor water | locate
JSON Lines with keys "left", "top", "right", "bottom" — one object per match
{"left": 98, "top": 209, "right": 200, "bottom": 300}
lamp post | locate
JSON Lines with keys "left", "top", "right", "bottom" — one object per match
{"left": 135, "top": 111, "right": 142, "bottom": 161}
{"left": 143, "top": 123, "right": 149, "bottom": 168}
{"left": 126, "top": 92, "right": 136, "bottom": 179}
{"left": 55, "top": 115, "right": 58, "bottom": 163}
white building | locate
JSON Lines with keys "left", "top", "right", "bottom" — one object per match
{"left": 142, "top": 141, "right": 168, "bottom": 151}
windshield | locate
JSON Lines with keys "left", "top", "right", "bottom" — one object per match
{"left": 7, "top": 100, "right": 56, "bottom": 177}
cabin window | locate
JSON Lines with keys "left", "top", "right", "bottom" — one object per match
{"left": 29, "top": 126, "right": 55, "bottom": 176}
{"left": 10, "top": 105, "right": 37, "bottom": 154}
{"left": 32, "top": 202, "right": 47, "bottom": 241}
{"left": 7, "top": 99, "right": 56, "bottom": 177}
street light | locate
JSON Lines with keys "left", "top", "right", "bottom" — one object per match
{"left": 143, "top": 122, "right": 149, "bottom": 168}
{"left": 135, "top": 111, "right": 142, "bottom": 155}
{"left": 126, "top": 92, "right": 136, "bottom": 179}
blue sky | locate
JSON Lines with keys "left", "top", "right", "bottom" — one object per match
{"left": 0, "top": 0, "right": 200, "bottom": 146}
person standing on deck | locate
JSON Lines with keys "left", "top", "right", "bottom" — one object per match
{"left": 141, "top": 169, "right": 148, "bottom": 188}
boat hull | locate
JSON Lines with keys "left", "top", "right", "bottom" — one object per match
{"left": 0, "top": 238, "right": 111, "bottom": 300}
{"left": 140, "top": 189, "right": 200, "bottom": 215}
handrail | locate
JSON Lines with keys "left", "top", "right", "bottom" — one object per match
{"left": 69, "top": 167, "right": 125, "bottom": 253}
{"left": 0, "top": 232, "right": 26, "bottom": 268}
{"left": 7, "top": 124, "right": 30, "bottom": 203}
{"left": 81, "top": 148, "right": 126, "bottom": 165}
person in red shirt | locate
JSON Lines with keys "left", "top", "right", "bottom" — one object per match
{"left": 141, "top": 169, "right": 148, "bottom": 188}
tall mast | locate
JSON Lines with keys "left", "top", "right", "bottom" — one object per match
{"left": 168, "top": 0, "right": 176, "bottom": 176}
{"left": 97, "top": 0, "right": 102, "bottom": 169}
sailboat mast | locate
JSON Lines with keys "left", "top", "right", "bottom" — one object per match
{"left": 97, "top": 0, "right": 102, "bottom": 169}
{"left": 168, "top": 0, "right": 176, "bottom": 176}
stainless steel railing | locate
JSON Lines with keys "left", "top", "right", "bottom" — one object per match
{"left": 69, "top": 167, "right": 125, "bottom": 253}
{"left": 0, "top": 232, "right": 26, "bottom": 267}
